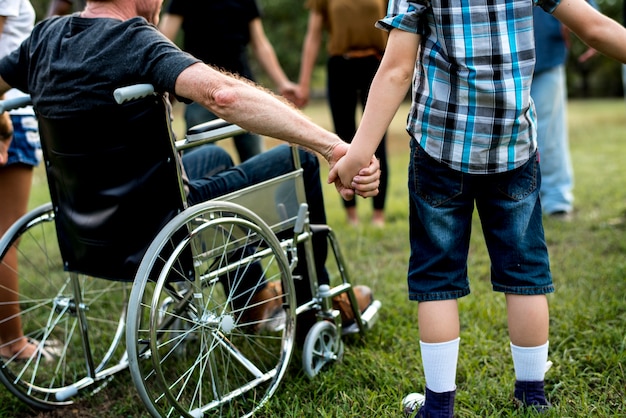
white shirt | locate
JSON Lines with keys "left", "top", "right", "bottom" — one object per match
{"left": 0, "top": 0, "right": 35, "bottom": 115}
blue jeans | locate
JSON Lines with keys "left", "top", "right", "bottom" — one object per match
{"left": 530, "top": 65, "right": 574, "bottom": 214}
{"left": 182, "top": 144, "right": 329, "bottom": 304}
{"left": 407, "top": 143, "right": 554, "bottom": 302}
{"left": 185, "top": 102, "right": 264, "bottom": 162}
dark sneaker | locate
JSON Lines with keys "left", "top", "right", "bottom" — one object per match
{"left": 548, "top": 210, "right": 573, "bottom": 221}
{"left": 240, "top": 281, "right": 284, "bottom": 332}
{"left": 514, "top": 380, "right": 552, "bottom": 413}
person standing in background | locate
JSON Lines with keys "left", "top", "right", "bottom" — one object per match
{"left": 297, "top": 0, "right": 389, "bottom": 227}
{"left": 0, "top": 0, "right": 45, "bottom": 361}
{"left": 47, "top": 0, "right": 85, "bottom": 16}
{"left": 531, "top": 5, "right": 597, "bottom": 220}
{"left": 159, "top": 0, "right": 300, "bottom": 163}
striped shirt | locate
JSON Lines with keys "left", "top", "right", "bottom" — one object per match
{"left": 378, "top": 0, "right": 556, "bottom": 174}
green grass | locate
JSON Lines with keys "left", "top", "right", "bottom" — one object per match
{"left": 3, "top": 99, "right": 626, "bottom": 417}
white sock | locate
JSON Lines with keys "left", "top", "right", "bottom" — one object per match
{"left": 420, "top": 337, "right": 460, "bottom": 393}
{"left": 510, "top": 341, "right": 549, "bottom": 381}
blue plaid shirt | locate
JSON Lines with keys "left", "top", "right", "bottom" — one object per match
{"left": 379, "top": 0, "right": 560, "bottom": 174}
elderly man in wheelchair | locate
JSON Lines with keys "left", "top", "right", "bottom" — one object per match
{"left": 0, "top": 0, "right": 382, "bottom": 416}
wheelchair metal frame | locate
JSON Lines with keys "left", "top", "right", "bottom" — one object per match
{"left": 0, "top": 85, "right": 381, "bottom": 417}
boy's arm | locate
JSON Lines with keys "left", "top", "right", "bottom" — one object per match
{"left": 552, "top": 0, "right": 626, "bottom": 63}
{"left": 174, "top": 62, "right": 380, "bottom": 200}
{"left": 330, "top": 28, "right": 419, "bottom": 187}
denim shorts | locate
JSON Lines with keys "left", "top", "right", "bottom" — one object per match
{"left": 407, "top": 143, "right": 554, "bottom": 302}
{"left": 6, "top": 114, "right": 41, "bottom": 167}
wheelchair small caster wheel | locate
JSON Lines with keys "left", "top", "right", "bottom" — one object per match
{"left": 302, "top": 321, "right": 344, "bottom": 378}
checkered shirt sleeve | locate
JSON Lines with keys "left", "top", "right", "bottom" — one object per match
{"left": 380, "top": 0, "right": 539, "bottom": 174}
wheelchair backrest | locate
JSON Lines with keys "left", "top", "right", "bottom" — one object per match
{"left": 37, "top": 93, "right": 186, "bottom": 281}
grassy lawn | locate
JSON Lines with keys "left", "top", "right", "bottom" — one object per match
{"left": 2, "top": 99, "right": 625, "bottom": 417}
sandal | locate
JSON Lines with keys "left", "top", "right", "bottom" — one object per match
{"left": 0, "top": 337, "right": 62, "bottom": 363}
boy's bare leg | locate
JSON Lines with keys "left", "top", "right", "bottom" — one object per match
{"left": 506, "top": 294, "right": 549, "bottom": 346}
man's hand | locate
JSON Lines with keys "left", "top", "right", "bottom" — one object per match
{"left": 327, "top": 142, "right": 380, "bottom": 200}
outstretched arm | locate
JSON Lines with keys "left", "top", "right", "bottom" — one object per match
{"left": 552, "top": 0, "right": 626, "bottom": 63}
{"left": 174, "top": 63, "right": 380, "bottom": 200}
{"left": 296, "top": 10, "right": 324, "bottom": 108}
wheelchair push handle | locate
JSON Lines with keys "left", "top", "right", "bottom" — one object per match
{"left": 113, "top": 84, "right": 155, "bottom": 104}
{"left": 0, "top": 84, "right": 154, "bottom": 111}
{"left": 0, "top": 96, "right": 32, "bottom": 113}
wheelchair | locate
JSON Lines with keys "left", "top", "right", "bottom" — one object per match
{"left": 0, "top": 85, "right": 381, "bottom": 417}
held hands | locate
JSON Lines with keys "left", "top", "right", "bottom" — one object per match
{"left": 278, "top": 81, "right": 307, "bottom": 108}
{"left": 327, "top": 142, "right": 380, "bottom": 201}
{"left": 282, "top": 83, "right": 309, "bottom": 109}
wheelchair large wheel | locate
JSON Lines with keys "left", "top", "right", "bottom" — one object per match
{"left": 0, "top": 203, "right": 130, "bottom": 410}
{"left": 127, "top": 201, "right": 296, "bottom": 418}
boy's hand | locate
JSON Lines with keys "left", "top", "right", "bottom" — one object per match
{"left": 328, "top": 145, "right": 380, "bottom": 201}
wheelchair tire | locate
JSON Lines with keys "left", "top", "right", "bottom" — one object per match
{"left": 126, "top": 201, "right": 297, "bottom": 418}
{"left": 0, "top": 203, "right": 129, "bottom": 409}
{"left": 302, "top": 320, "right": 344, "bottom": 378}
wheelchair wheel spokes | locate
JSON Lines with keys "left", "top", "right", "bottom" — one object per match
{"left": 0, "top": 204, "right": 129, "bottom": 409}
{"left": 127, "top": 202, "right": 296, "bottom": 418}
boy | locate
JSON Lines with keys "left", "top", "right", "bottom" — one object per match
{"left": 329, "top": 0, "right": 626, "bottom": 415}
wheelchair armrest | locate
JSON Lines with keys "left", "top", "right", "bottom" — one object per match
{"left": 176, "top": 118, "right": 246, "bottom": 151}
{"left": 0, "top": 96, "right": 32, "bottom": 113}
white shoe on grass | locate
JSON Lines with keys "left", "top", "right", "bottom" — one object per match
{"left": 402, "top": 392, "right": 425, "bottom": 417}
{"left": 545, "top": 360, "right": 553, "bottom": 373}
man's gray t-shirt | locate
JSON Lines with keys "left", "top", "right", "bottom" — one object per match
{"left": 0, "top": 14, "right": 200, "bottom": 118}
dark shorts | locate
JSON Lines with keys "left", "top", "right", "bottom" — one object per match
{"left": 407, "top": 143, "right": 554, "bottom": 302}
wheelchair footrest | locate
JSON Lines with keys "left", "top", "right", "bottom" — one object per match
{"left": 342, "top": 299, "right": 382, "bottom": 336}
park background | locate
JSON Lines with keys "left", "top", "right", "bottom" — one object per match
{"left": 27, "top": 0, "right": 626, "bottom": 99}
{"left": 1, "top": 1, "right": 625, "bottom": 417}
